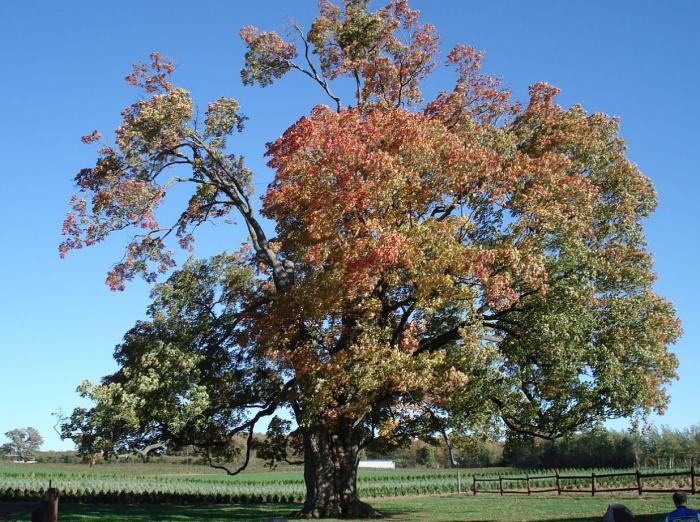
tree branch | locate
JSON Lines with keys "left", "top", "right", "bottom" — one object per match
{"left": 205, "top": 425, "right": 254, "bottom": 476}
{"left": 188, "top": 136, "right": 294, "bottom": 292}
{"left": 290, "top": 24, "right": 342, "bottom": 112}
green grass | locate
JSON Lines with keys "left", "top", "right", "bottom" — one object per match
{"left": 2, "top": 493, "right": 686, "bottom": 521}
{"left": 1, "top": 463, "right": 695, "bottom": 521}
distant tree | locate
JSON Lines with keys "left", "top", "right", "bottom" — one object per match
{"left": 2, "top": 427, "right": 44, "bottom": 462}
{"left": 417, "top": 445, "right": 437, "bottom": 468}
{"left": 451, "top": 439, "right": 503, "bottom": 468}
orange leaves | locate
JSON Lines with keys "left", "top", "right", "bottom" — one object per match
{"left": 264, "top": 105, "right": 494, "bottom": 237}
{"left": 81, "top": 130, "right": 101, "bottom": 144}
{"left": 124, "top": 52, "right": 176, "bottom": 94}
{"left": 305, "top": 0, "right": 439, "bottom": 107}
{"left": 238, "top": 26, "right": 296, "bottom": 60}
{"left": 262, "top": 102, "right": 563, "bottom": 307}
{"left": 398, "top": 320, "right": 419, "bottom": 354}
{"left": 238, "top": 26, "right": 258, "bottom": 45}
{"left": 462, "top": 247, "right": 548, "bottom": 311}
{"left": 527, "top": 82, "right": 561, "bottom": 110}
{"left": 343, "top": 231, "right": 415, "bottom": 292}
{"left": 265, "top": 105, "right": 477, "bottom": 293}
{"left": 115, "top": 87, "right": 193, "bottom": 155}
{"left": 426, "top": 44, "right": 514, "bottom": 127}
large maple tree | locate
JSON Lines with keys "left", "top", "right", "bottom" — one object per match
{"left": 60, "top": 1, "right": 680, "bottom": 518}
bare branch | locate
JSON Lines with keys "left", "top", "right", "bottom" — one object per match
{"left": 290, "top": 24, "right": 342, "bottom": 112}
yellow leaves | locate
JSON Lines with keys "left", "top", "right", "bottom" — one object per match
{"left": 446, "top": 367, "right": 470, "bottom": 387}
{"left": 378, "top": 417, "right": 400, "bottom": 439}
{"left": 116, "top": 87, "right": 193, "bottom": 156}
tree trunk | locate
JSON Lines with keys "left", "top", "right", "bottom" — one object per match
{"left": 293, "top": 422, "right": 382, "bottom": 519}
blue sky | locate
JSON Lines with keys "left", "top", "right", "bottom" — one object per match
{"left": 1, "top": 1, "right": 698, "bottom": 450}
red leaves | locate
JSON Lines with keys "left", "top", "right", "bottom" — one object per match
{"left": 239, "top": 26, "right": 296, "bottom": 59}
{"left": 104, "top": 236, "right": 175, "bottom": 291}
{"left": 124, "top": 52, "right": 175, "bottom": 93}
{"left": 239, "top": 26, "right": 258, "bottom": 45}
{"left": 398, "top": 320, "right": 419, "bottom": 354}
{"left": 59, "top": 195, "right": 88, "bottom": 258}
{"left": 527, "top": 82, "right": 561, "bottom": 110}
{"left": 425, "top": 44, "right": 513, "bottom": 127}
{"left": 344, "top": 231, "right": 415, "bottom": 291}
{"left": 81, "top": 130, "right": 101, "bottom": 144}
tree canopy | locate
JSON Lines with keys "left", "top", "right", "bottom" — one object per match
{"left": 2, "top": 427, "right": 43, "bottom": 462}
{"left": 60, "top": 1, "right": 681, "bottom": 517}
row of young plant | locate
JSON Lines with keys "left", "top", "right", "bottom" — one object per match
{"left": 0, "top": 467, "right": 458, "bottom": 484}
{"left": 6, "top": 467, "right": 689, "bottom": 502}
{"left": 0, "top": 487, "right": 301, "bottom": 505}
{"left": 0, "top": 469, "right": 461, "bottom": 487}
{"left": 0, "top": 474, "right": 460, "bottom": 503}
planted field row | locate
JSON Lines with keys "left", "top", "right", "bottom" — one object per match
{"left": 0, "top": 472, "right": 457, "bottom": 485}
{"left": 0, "top": 474, "right": 460, "bottom": 504}
{"left": 3, "top": 466, "right": 690, "bottom": 504}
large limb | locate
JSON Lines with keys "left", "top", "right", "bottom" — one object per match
{"left": 202, "top": 379, "right": 296, "bottom": 475}
{"left": 189, "top": 136, "right": 294, "bottom": 292}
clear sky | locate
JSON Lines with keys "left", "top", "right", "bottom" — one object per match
{"left": 1, "top": 1, "right": 698, "bottom": 450}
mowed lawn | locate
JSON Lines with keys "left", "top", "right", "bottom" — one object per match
{"left": 5, "top": 493, "right": 682, "bottom": 521}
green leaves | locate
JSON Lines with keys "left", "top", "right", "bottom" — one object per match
{"left": 239, "top": 26, "right": 297, "bottom": 87}
{"left": 203, "top": 97, "right": 246, "bottom": 148}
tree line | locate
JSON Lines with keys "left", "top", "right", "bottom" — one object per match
{"left": 6, "top": 425, "right": 699, "bottom": 471}
{"left": 474, "top": 426, "right": 700, "bottom": 469}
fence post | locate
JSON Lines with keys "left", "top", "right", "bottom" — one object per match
{"left": 31, "top": 481, "right": 58, "bottom": 522}
{"left": 48, "top": 486, "right": 58, "bottom": 522}
{"left": 499, "top": 475, "right": 503, "bottom": 496}
{"left": 526, "top": 473, "right": 531, "bottom": 495}
{"left": 636, "top": 469, "right": 642, "bottom": 496}
{"left": 457, "top": 471, "right": 462, "bottom": 494}
{"left": 692, "top": 464, "right": 696, "bottom": 495}
{"left": 591, "top": 472, "right": 596, "bottom": 497}
{"left": 555, "top": 469, "right": 561, "bottom": 495}
{"left": 472, "top": 475, "right": 477, "bottom": 495}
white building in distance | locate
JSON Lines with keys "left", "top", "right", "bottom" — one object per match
{"left": 358, "top": 460, "right": 395, "bottom": 469}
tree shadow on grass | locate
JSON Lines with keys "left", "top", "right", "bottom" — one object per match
{"left": 3, "top": 502, "right": 670, "bottom": 522}
{"left": 375, "top": 504, "right": 668, "bottom": 522}
{"left": 458, "top": 514, "right": 666, "bottom": 522}
{"left": 0, "top": 502, "right": 31, "bottom": 522}
{"left": 43, "top": 503, "right": 304, "bottom": 522}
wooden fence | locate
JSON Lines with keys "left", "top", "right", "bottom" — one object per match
{"left": 470, "top": 466, "right": 697, "bottom": 496}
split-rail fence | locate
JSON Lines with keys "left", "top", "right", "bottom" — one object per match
{"left": 469, "top": 467, "right": 697, "bottom": 496}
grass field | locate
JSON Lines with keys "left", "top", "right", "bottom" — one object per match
{"left": 1, "top": 493, "right": 689, "bottom": 521}
{"left": 1, "top": 463, "right": 696, "bottom": 520}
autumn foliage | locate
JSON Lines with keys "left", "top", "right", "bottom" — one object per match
{"left": 61, "top": 1, "right": 680, "bottom": 518}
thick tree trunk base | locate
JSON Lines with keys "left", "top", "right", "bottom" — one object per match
{"left": 291, "top": 499, "right": 383, "bottom": 519}
{"left": 296, "top": 420, "right": 381, "bottom": 518}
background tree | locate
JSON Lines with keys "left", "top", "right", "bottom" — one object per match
{"left": 417, "top": 445, "right": 437, "bottom": 468}
{"left": 60, "top": 0, "right": 681, "bottom": 518}
{"left": 2, "top": 427, "right": 44, "bottom": 462}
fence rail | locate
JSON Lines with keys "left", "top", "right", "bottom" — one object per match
{"left": 470, "top": 466, "right": 698, "bottom": 496}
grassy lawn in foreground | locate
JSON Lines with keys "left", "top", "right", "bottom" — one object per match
{"left": 3, "top": 493, "right": 685, "bottom": 521}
